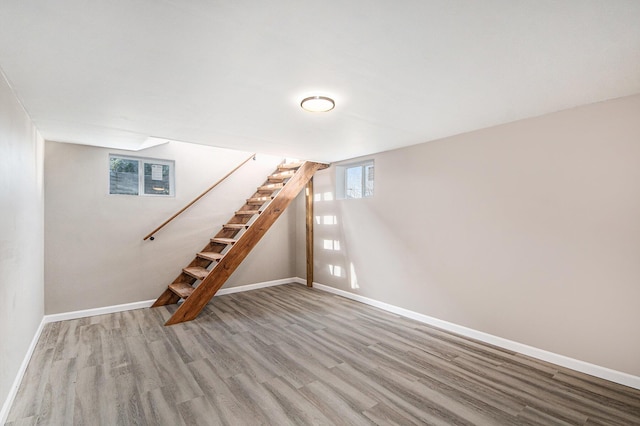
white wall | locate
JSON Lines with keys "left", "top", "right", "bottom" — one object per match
{"left": 45, "top": 141, "right": 296, "bottom": 314}
{"left": 0, "top": 74, "right": 44, "bottom": 417}
{"left": 299, "top": 94, "right": 640, "bottom": 377}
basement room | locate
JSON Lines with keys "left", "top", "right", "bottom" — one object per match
{"left": 1, "top": 1, "right": 639, "bottom": 424}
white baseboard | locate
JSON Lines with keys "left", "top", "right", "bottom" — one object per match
{"left": 43, "top": 277, "right": 298, "bottom": 323}
{"left": 43, "top": 299, "right": 156, "bottom": 323}
{"left": 292, "top": 278, "right": 640, "bottom": 390}
{"left": 1, "top": 318, "right": 46, "bottom": 424}
{"left": 216, "top": 277, "right": 297, "bottom": 296}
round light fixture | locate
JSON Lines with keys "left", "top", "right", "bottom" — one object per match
{"left": 300, "top": 96, "right": 335, "bottom": 112}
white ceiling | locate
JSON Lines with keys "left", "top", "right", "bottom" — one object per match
{"left": 1, "top": 1, "right": 639, "bottom": 162}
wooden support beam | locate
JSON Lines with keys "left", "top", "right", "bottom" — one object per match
{"left": 305, "top": 177, "right": 314, "bottom": 288}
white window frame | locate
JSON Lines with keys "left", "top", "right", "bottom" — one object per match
{"left": 109, "top": 154, "right": 175, "bottom": 197}
{"left": 336, "top": 160, "right": 374, "bottom": 199}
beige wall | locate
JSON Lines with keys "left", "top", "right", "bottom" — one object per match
{"left": 0, "top": 74, "right": 44, "bottom": 414}
{"left": 45, "top": 142, "right": 296, "bottom": 314}
{"left": 299, "top": 94, "right": 640, "bottom": 377}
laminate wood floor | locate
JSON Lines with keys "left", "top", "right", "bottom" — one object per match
{"left": 6, "top": 283, "right": 640, "bottom": 425}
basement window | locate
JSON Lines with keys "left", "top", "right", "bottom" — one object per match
{"left": 109, "top": 154, "right": 175, "bottom": 196}
{"left": 336, "top": 160, "right": 374, "bottom": 199}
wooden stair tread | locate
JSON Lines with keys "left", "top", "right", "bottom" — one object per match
{"left": 168, "top": 282, "right": 195, "bottom": 299}
{"left": 235, "top": 210, "right": 260, "bottom": 216}
{"left": 269, "top": 170, "right": 295, "bottom": 179}
{"left": 222, "top": 223, "right": 248, "bottom": 230}
{"left": 197, "top": 252, "right": 224, "bottom": 261}
{"left": 247, "top": 196, "right": 273, "bottom": 204}
{"left": 257, "top": 183, "right": 284, "bottom": 192}
{"left": 277, "top": 162, "right": 304, "bottom": 170}
{"left": 267, "top": 171, "right": 295, "bottom": 182}
{"left": 211, "top": 237, "right": 236, "bottom": 245}
{"left": 182, "top": 266, "right": 209, "bottom": 280}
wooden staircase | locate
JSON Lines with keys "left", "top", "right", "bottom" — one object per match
{"left": 152, "top": 160, "right": 326, "bottom": 325}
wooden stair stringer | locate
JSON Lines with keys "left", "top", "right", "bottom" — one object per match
{"left": 163, "top": 161, "right": 325, "bottom": 325}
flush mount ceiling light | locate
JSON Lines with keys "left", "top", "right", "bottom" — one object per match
{"left": 300, "top": 96, "right": 335, "bottom": 112}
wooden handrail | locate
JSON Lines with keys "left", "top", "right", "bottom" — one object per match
{"left": 143, "top": 153, "right": 256, "bottom": 241}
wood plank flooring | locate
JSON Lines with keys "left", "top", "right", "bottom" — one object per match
{"left": 6, "top": 283, "right": 640, "bottom": 425}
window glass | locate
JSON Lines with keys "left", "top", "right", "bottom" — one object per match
{"left": 110, "top": 157, "right": 139, "bottom": 195}
{"left": 364, "top": 164, "right": 374, "bottom": 197}
{"left": 336, "top": 160, "right": 374, "bottom": 199}
{"left": 144, "top": 162, "right": 171, "bottom": 195}
{"left": 346, "top": 166, "right": 364, "bottom": 199}
{"left": 109, "top": 155, "right": 174, "bottom": 196}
